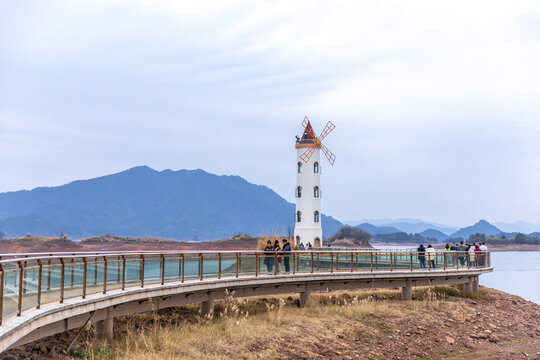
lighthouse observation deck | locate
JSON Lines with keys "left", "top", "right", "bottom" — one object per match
{"left": 0, "top": 249, "right": 492, "bottom": 352}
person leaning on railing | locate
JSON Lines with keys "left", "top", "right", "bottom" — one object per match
{"left": 273, "top": 240, "right": 281, "bottom": 272}
{"left": 417, "top": 244, "right": 426, "bottom": 269}
{"left": 468, "top": 243, "right": 476, "bottom": 266}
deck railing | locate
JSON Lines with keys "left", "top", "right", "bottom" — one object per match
{"left": 0, "top": 250, "right": 490, "bottom": 324}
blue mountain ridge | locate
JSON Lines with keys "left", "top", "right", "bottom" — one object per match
{"left": 0, "top": 166, "right": 343, "bottom": 240}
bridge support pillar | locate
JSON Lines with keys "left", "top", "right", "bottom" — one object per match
{"left": 299, "top": 286, "right": 311, "bottom": 308}
{"left": 463, "top": 278, "right": 473, "bottom": 294}
{"left": 96, "top": 308, "right": 114, "bottom": 340}
{"left": 201, "top": 292, "right": 215, "bottom": 317}
{"left": 472, "top": 276, "right": 479, "bottom": 293}
{"left": 401, "top": 280, "right": 412, "bottom": 301}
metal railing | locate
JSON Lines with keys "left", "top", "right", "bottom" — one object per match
{"left": 0, "top": 250, "right": 490, "bottom": 324}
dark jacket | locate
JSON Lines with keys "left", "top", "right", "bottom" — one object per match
{"left": 282, "top": 242, "right": 292, "bottom": 255}
{"left": 417, "top": 245, "right": 426, "bottom": 260}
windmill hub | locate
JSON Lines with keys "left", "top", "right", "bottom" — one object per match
{"left": 293, "top": 116, "right": 336, "bottom": 248}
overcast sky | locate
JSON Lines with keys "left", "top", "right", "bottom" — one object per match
{"left": 1, "top": 1, "right": 539, "bottom": 227}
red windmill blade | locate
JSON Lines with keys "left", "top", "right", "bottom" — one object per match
{"left": 318, "top": 121, "right": 335, "bottom": 140}
{"left": 320, "top": 143, "right": 336, "bottom": 165}
{"left": 300, "top": 146, "right": 316, "bottom": 163}
{"left": 302, "top": 116, "right": 317, "bottom": 140}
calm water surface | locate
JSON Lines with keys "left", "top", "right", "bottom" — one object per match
{"left": 481, "top": 251, "right": 540, "bottom": 304}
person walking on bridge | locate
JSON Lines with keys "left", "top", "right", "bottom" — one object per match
{"left": 417, "top": 244, "right": 426, "bottom": 269}
{"left": 458, "top": 241, "right": 466, "bottom": 266}
{"left": 281, "top": 238, "right": 292, "bottom": 273}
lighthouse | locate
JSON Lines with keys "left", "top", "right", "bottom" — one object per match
{"left": 294, "top": 117, "right": 336, "bottom": 247}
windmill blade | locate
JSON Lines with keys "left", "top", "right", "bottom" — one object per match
{"left": 318, "top": 121, "right": 335, "bottom": 140}
{"left": 300, "top": 146, "right": 316, "bottom": 163}
{"left": 301, "top": 116, "right": 317, "bottom": 139}
{"left": 320, "top": 144, "right": 336, "bottom": 165}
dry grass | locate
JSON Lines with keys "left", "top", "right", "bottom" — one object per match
{"left": 72, "top": 287, "right": 489, "bottom": 360}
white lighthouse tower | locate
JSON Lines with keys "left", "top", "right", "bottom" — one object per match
{"left": 294, "top": 117, "right": 335, "bottom": 247}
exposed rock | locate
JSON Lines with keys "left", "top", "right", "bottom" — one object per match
{"left": 489, "top": 333, "right": 500, "bottom": 343}
{"left": 445, "top": 336, "right": 455, "bottom": 345}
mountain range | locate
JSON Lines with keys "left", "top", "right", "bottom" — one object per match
{"left": 0, "top": 166, "right": 343, "bottom": 240}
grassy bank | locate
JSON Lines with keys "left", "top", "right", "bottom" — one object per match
{"left": 6, "top": 287, "right": 539, "bottom": 359}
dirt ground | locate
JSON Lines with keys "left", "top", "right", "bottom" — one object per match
{"left": 3, "top": 286, "right": 539, "bottom": 360}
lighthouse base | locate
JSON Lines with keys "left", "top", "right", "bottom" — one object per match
{"left": 294, "top": 227, "right": 323, "bottom": 248}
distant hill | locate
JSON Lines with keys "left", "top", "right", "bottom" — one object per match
{"left": 350, "top": 218, "right": 457, "bottom": 235}
{"left": 450, "top": 220, "right": 502, "bottom": 239}
{"left": 325, "top": 226, "right": 372, "bottom": 248}
{"left": 0, "top": 166, "right": 343, "bottom": 240}
{"left": 419, "top": 228, "right": 449, "bottom": 242}
{"left": 356, "top": 223, "right": 401, "bottom": 235}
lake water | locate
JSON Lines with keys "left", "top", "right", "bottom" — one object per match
{"left": 373, "top": 246, "right": 539, "bottom": 304}
{"left": 480, "top": 251, "right": 540, "bottom": 304}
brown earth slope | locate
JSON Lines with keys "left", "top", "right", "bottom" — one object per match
{"left": 4, "top": 286, "right": 538, "bottom": 359}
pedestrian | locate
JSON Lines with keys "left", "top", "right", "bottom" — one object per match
{"left": 299, "top": 242, "right": 305, "bottom": 250}
{"left": 479, "top": 242, "right": 488, "bottom": 266}
{"left": 468, "top": 243, "right": 476, "bottom": 267}
{"left": 263, "top": 240, "right": 274, "bottom": 273}
{"left": 281, "top": 238, "right": 292, "bottom": 273}
{"left": 444, "top": 243, "right": 450, "bottom": 251}
{"left": 474, "top": 243, "right": 481, "bottom": 267}
{"left": 426, "top": 244, "right": 436, "bottom": 268}
{"left": 457, "top": 241, "right": 466, "bottom": 266}
{"left": 273, "top": 240, "right": 281, "bottom": 273}
{"left": 417, "top": 244, "right": 426, "bottom": 269}
{"left": 307, "top": 242, "right": 312, "bottom": 249}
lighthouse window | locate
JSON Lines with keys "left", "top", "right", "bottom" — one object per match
{"left": 314, "top": 211, "right": 320, "bottom": 223}
{"left": 314, "top": 186, "right": 319, "bottom": 198}
{"left": 314, "top": 162, "right": 319, "bottom": 173}
{"left": 296, "top": 186, "right": 302, "bottom": 198}
{"left": 296, "top": 211, "right": 302, "bottom": 222}
{"left": 297, "top": 162, "right": 302, "bottom": 173}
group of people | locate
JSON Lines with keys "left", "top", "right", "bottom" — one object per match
{"left": 416, "top": 241, "right": 489, "bottom": 268}
{"left": 263, "top": 239, "right": 292, "bottom": 273}
{"left": 298, "top": 242, "right": 313, "bottom": 250}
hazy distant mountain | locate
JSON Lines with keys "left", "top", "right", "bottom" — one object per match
{"left": 356, "top": 223, "right": 401, "bottom": 235}
{"left": 349, "top": 218, "right": 457, "bottom": 235}
{"left": 493, "top": 221, "right": 540, "bottom": 234}
{"left": 419, "top": 228, "right": 449, "bottom": 242}
{"left": 450, "top": 220, "right": 502, "bottom": 239}
{"left": 0, "top": 166, "right": 343, "bottom": 240}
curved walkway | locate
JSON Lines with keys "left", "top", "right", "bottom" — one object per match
{"left": 0, "top": 250, "right": 492, "bottom": 352}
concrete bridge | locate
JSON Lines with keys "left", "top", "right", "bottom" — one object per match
{"left": 0, "top": 250, "right": 492, "bottom": 352}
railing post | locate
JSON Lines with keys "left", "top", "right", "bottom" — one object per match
{"left": 37, "top": 259, "right": 42, "bottom": 309}
{"left": 330, "top": 252, "right": 334, "bottom": 273}
{"left": 456, "top": 253, "right": 459, "bottom": 270}
{"left": 103, "top": 256, "right": 108, "bottom": 294}
{"left": 60, "top": 258, "right": 65, "bottom": 303}
{"left": 428, "top": 254, "right": 431, "bottom": 271}
{"left": 140, "top": 255, "right": 145, "bottom": 287}
{"left": 273, "top": 252, "right": 277, "bottom": 275}
{"left": 161, "top": 254, "right": 165, "bottom": 285}
{"left": 292, "top": 253, "right": 296, "bottom": 274}
{"left": 200, "top": 254, "right": 204, "bottom": 281}
{"left": 218, "top": 253, "right": 221, "bottom": 279}
{"left": 311, "top": 252, "right": 314, "bottom": 273}
{"left": 390, "top": 253, "right": 393, "bottom": 272}
{"left": 255, "top": 253, "right": 259, "bottom": 277}
{"left": 94, "top": 257, "right": 98, "bottom": 286}
{"left": 351, "top": 253, "right": 354, "bottom": 272}
{"left": 82, "top": 257, "right": 87, "bottom": 298}
{"left": 70, "top": 257, "right": 75, "bottom": 288}
{"left": 443, "top": 253, "right": 446, "bottom": 270}
{"left": 47, "top": 258, "right": 52, "bottom": 291}
{"left": 370, "top": 253, "right": 373, "bottom": 272}
{"left": 17, "top": 261, "right": 23, "bottom": 316}
{"left": 121, "top": 256, "right": 126, "bottom": 290}
{"left": 0, "top": 264, "right": 3, "bottom": 325}
{"left": 410, "top": 253, "right": 413, "bottom": 271}
{"left": 181, "top": 254, "right": 184, "bottom": 283}
{"left": 236, "top": 253, "right": 240, "bottom": 278}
